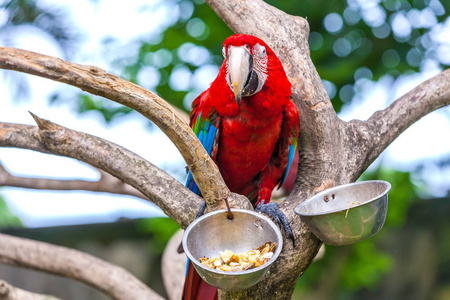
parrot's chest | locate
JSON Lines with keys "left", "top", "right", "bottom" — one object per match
{"left": 217, "top": 111, "right": 282, "bottom": 189}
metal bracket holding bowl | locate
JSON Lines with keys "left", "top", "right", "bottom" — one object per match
{"left": 294, "top": 180, "right": 391, "bottom": 246}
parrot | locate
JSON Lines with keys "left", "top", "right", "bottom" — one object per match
{"left": 182, "top": 34, "right": 300, "bottom": 300}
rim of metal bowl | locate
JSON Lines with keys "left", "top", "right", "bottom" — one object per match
{"left": 182, "top": 209, "right": 283, "bottom": 275}
{"left": 294, "top": 180, "right": 391, "bottom": 217}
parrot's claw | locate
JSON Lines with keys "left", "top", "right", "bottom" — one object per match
{"left": 255, "top": 202, "right": 295, "bottom": 247}
{"left": 178, "top": 202, "right": 208, "bottom": 254}
{"left": 196, "top": 201, "right": 207, "bottom": 219}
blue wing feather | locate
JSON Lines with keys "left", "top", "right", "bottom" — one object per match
{"left": 278, "top": 140, "right": 296, "bottom": 189}
{"left": 282, "top": 144, "right": 295, "bottom": 185}
{"left": 185, "top": 111, "right": 218, "bottom": 196}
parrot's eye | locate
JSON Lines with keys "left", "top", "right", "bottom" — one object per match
{"left": 255, "top": 44, "right": 266, "bottom": 59}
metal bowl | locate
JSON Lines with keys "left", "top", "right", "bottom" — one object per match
{"left": 294, "top": 180, "right": 390, "bottom": 246}
{"left": 182, "top": 209, "right": 283, "bottom": 291}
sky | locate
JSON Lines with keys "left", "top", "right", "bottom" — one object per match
{"left": 0, "top": 0, "right": 449, "bottom": 227}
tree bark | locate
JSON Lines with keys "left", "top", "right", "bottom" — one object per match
{"left": 202, "top": 0, "right": 450, "bottom": 298}
{"left": 0, "top": 0, "right": 449, "bottom": 299}
{"left": 0, "top": 233, "right": 163, "bottom": 300}
{"left": 0, "top": 119, "right": 200, "bottom": 228}
{"left": 0, "top": 163, "right": 146, "bottom": 199}
{"left": 0, "top": 46, "right": 232, "bottom": 211}
{"left": 0, "top": 116, "right": 251, "bottom": 228}
{"left": 360, "top": 69, "right": 450, "bottom": 170}
{"left": 0, "top": 280, "right": 61, "bottom": 300}
{"left": 0, "top": 279, "right": 61, "bottom": 300}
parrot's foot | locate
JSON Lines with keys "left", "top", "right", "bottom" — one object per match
{"left": 255, "top": 202, "right": 295, "bottom": 246}
{"left": 196, "top": 201, "right": 207, "bottom": 219}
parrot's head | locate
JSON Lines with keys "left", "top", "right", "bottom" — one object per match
{"left": 222, "top": 34, "right": 287, "bottom": 106}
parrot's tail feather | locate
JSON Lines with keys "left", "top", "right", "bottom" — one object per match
{"left": 182, "top": 261, "right": 218, "bottom": 300}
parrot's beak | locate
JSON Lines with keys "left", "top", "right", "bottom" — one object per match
{"left": 227, "top": 46, "right": 252, "bottom": 106}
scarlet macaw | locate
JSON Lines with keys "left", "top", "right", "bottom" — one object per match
{"left": 183, "top": 34, "right": 300, "bottom": 300}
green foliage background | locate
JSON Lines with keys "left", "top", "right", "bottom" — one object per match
{"left": 0, "top": 194, "right": 22, "bottom": 227}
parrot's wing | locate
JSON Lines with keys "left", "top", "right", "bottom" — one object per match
{"left": 183, "top": 91, "right": 221, "bottom": 300}
{"left": 280, "top": 135, "right": 297, "bottom": 187}
{"left": 278, "top": 100, "right": 300, "bottom": 188}
{"left": 185, "top": 92, "right": 220, "bottom": 196}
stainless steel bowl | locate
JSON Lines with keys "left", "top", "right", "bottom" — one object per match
{"left": 294, "top": 180, "right": 390, "bottom": 246}
{"left": 182, "top": 209, "right": 283, "bottom": 291}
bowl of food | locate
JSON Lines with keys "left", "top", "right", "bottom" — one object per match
{"left": 182, "top": 209, "right": 283, "bottom": 291}
{"left": 294, "top": 180, "right": 390, "bottom": 246}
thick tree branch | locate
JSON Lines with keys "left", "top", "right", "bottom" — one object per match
{"left": 0, "top": 46, "right": 229, "bottom": 209}
{"left": 202, "top": 0, "right": 450, "bottom": 299}
{"left": 315, "top": 69, "right": 450, "bottom": 188}
{"left": 0, "top": 233, "right": 163, "bottom": 300}
{"left": 0, "top": 1, "right": 447, "bottom": 298}
{"left": 0, "top": 280, "right": 61, "bottom": 300}
{"left": 0, "top": 120, "right": 201, "bottom": 229}
{"left": 0, "top": 118, "right": 251, "bottom": 227}
{"left": 0, "top": 163, "right": 146, "bottom": 199}
{"left": 206, "top": 0, "right": 450, "bottom": 200}
{"left": 357, "top": 69, "right": 450, "bottom": 171}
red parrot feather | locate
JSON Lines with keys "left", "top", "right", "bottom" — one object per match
{"left": 183, "top": 34, "right": 300, "bottom": 300}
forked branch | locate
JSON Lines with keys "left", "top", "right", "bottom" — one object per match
{"left": 0, "top": 280, "right": 61, "bottom": 300}
{"left": 360, "top": 69, "right": 450, "bottom": 170}
{"left": 0, "top": 1, "right": 448, "bottom": 298}
{"left": 0, "top": 119, "right": 201, "bottom": 228}
{"left": 0, "top": 163, "right": 146, "bottom": 199}
{"left": 0, "top": 233, "right": 163, "bottom": 300}
{"left": 0, "top": 46, "right": 228, "bottom": 208}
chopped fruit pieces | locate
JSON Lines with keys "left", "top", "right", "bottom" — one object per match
{"left": 199, "top": 242, "right": 276, "bottom": 272}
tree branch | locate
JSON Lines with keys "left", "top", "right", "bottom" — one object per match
{"left": 204, "top": 0, "right": 450, "bottom": 206}
{"left": 0, "top": 117, "right": 251, "bottom": 227}
{"left": 0, "top": 46, "right": 229, "bottom": 208}
{"left": 201, "top": 0, "right": 450, "bottom": 299}
{"left": 0, "top": 119, "right": 201, "bottom": 228}
{"left": 0, "top": 280, "right": 61, "bottom": 300}
{"left": 0, "top": 233, "right": 163, "bottom": 300}
{"left": 357, "top": 69, "right": 450, "bottom": 171}
{"left": 0, "top": 163, "right": 146, "bottom": 199}
{"left": 1, "top": 2, "right": 447, "bottom": 298}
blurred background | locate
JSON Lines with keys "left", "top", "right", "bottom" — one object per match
{"left": 0, "top": 0, "right": 449, "bottom": 299}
